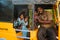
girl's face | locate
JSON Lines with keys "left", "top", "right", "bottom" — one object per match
{"left": 20, "top": 14, "right": 24, "bottom": 19}
{"left": 34, "top": 11, "right": 38, "bottom": 16}
{"left": 25, "top": 17, "right": 28, "bottom": 22}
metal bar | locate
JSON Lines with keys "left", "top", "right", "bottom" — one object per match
{"left": 15, "top": 29, "right": 30, "bottom": 32}
{"left": 17, "top": 36, "right": 30, "bottom": 39}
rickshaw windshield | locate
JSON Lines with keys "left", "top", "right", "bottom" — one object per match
{"left": 0, "top": 0, "right": 13, "bottom": 22}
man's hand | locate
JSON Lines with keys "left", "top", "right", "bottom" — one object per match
{"left": 38, "top": 19, "right": 52, "bottom": 24}
{"left": 44, "top": 20, "right": 53, "bottom": 24}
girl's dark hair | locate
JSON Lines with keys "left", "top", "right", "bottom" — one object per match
{"left": 24, "top": 16, "right": 29, "bottom": 19}
{"left": 19, "top": 11, "right": 25, "bottom": 17}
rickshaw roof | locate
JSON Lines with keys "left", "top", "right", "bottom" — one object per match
{"left": 12, "top": 0, "right": 56, "bottom": 4}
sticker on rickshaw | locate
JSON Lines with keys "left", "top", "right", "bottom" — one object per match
{"left": 0, "top": 38, "right": 6, "bottom": 40}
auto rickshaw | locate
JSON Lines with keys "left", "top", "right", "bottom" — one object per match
{"left": 0, "top": 0, "right": 60, "bottom": 40}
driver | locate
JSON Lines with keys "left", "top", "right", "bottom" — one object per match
{"left": 36, "top": 7, "right": 57, "bottom": 40}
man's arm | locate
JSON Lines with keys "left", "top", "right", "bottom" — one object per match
{"left": 37, "top": 17, "right": 53, "bottom": 24}
{"left": 39, "top": 19, "right": 53, "bottom": 24}
{"left": 44, "top": 20, "right": 53, "bottom": 24}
